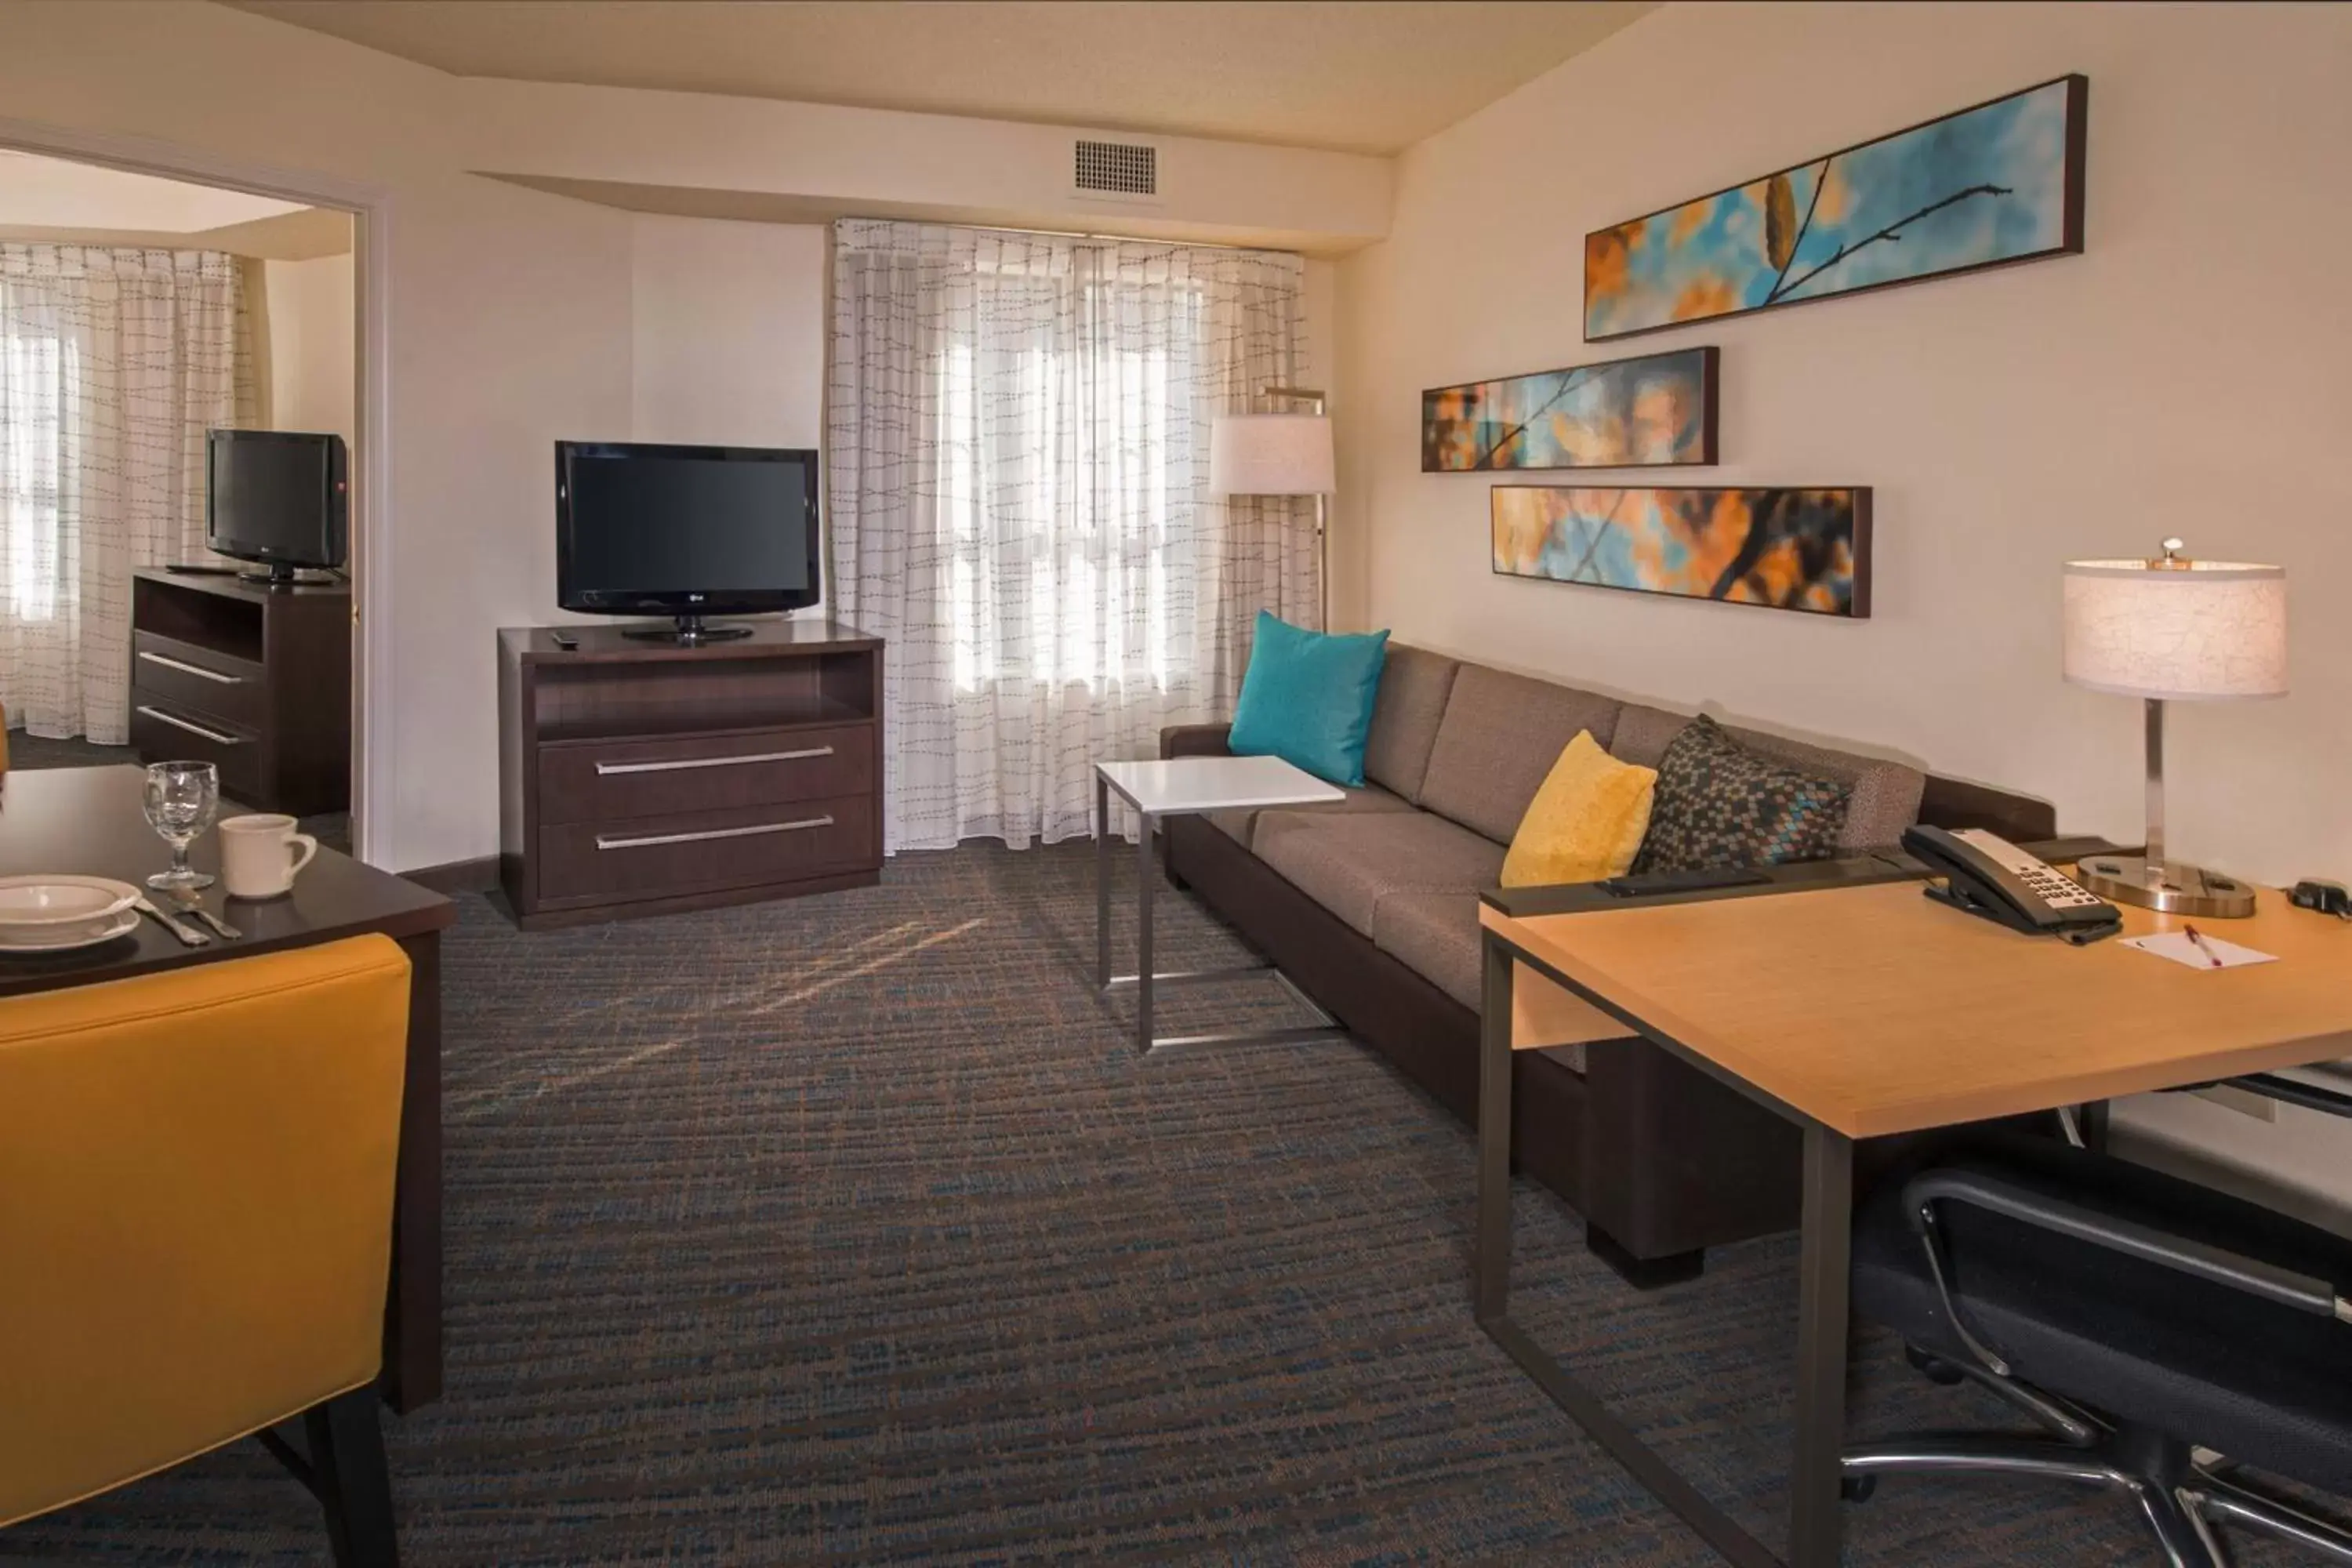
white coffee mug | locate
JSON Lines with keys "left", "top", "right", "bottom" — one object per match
{"left": 220, "top": 813, "right": 319, "bottom": 899}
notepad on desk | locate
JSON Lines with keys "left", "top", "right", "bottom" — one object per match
{"left": 2123, "top": 931, "right": 2278, "bottom": 970}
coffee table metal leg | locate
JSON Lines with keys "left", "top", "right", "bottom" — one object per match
{"left": 1096, "top": 773, "right": 1111, "bottom": 990}
{"left": 1136, "top": 810, "right": 1155, "bottom": 1056}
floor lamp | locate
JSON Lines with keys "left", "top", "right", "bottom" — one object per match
{"left": 1208, "top": 389, "right": 1334, "bottom": 630}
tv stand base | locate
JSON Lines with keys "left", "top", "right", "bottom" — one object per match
{"left": 621, "top": 613, "right": 756, "bottom": 644}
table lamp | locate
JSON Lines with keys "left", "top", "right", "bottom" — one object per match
{"left": 2061, "top": 538, "right": 2286, "bottom": 917}
{"left": 1209, "top": 390, "right": 1334, "bottom": 630}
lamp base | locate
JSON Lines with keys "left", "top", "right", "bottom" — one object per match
{"left": 2072, "top": 855, "right": 2257, "bottom": 919}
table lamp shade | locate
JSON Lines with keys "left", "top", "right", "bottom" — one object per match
{"left": 1209, "top": 413, "right": 1334, "bottom": 497}
{"left": 2062, "top": 558, "right": 2287, "bottom": 702}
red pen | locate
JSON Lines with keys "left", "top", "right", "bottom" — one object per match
{"left": 2183, "top": 924, "right": 2224, "bottom": 968}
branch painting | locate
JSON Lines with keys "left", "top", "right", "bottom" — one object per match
{"left": 1422, "top": 347, "right": 1717, "bottom": 471}
{"left": 1492, "top": 486, "right": 1872, "bottom": 619}
{"left": 1583, "top": 75, "right": 2085, "bottom": 341}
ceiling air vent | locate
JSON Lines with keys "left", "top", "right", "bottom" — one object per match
{"left": 1073, "top": 139, "right": 1158, "bottom": 201}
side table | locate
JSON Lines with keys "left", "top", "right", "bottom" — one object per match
{"left": 1094, "top": 754, "right": 1349, "bottom": 1054}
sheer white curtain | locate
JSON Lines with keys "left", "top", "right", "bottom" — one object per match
{"left": 0, "top": 245, "right": 242, "bottom": 743}
{"left": 828, "top": 220, "right": 1316, "bottom": 851}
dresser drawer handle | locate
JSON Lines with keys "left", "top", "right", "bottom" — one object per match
{"left": 138, "top": 650, "right": 244, "bottom": 684}
{"left": 593, "top": 745, "right": 834, "bottom": 777}
{"left": 136, "top": 706, "right": 246, "bottom": 746}
{"left": 594, "top": 815, "right": 834, "bottom": 851}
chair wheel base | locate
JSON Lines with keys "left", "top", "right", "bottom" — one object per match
{"left": 1842, "top": 1475, "right": 1878, "bottom": 1504}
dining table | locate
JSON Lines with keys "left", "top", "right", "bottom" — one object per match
{"left": 0, "top": 764, "right": 456, "bottom": 1413}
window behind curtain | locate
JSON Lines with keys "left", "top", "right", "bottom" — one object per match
{"left": 828, "top": 221, "right": 1313, "bottom": 852}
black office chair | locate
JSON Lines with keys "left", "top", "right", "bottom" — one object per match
{"left": 1842, "top": 1116, "right": 2352, "bottom": 1566}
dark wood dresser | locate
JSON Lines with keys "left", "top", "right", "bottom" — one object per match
{"left": 127, "top": 568, "right": 351, "bottom": 816}
{"left": 497, "top": 620, "right": 884, "bottom": 928}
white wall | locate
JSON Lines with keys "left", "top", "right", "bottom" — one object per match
{"left": 625, "top": 214, "right": 828, "bottom": 616}
{"left": 630, "top": 216, "right": 823, "bottom": 448}
{"left": 0, "top": 2, "right": 638, "bottom": 873}
{"left": 263, "top": 253, "right": 354, "bottom": 447}
{"left": 1334, "top": 0, "right": 2352, "bottom": 1209}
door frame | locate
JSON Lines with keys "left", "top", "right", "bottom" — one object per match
{"left": 0, "top": 114, "right": 395, "bottom": 865}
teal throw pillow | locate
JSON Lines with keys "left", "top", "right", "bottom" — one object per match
{"left": 1228, "top": 612, "right": 1390, "bottom": 788}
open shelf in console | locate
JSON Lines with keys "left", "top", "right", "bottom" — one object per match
{"left": 132, "top": 572, "right": 268, "bottom": 665}
{"left": 529, "top": 652, "right": 874, "bottom": 744}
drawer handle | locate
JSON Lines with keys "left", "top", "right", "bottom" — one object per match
{"left": 593, "top": 745, "right": 835, "bottom": 777}
{"left": 136, "top": 706, "right": 246, "bottom": 746}
{"left": 594, "top": 815, "right": 834, "bottom": 851}
{"left": 138, "top": 650, "right": 243, "bottom": 684}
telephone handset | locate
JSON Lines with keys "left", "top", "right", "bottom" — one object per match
{"left": 1902, "top": 825, "right": 2123, "bottom": 945}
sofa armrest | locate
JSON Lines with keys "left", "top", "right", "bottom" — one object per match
{"left": 1160, "top": 724, "right": 1232, "bottom": 760}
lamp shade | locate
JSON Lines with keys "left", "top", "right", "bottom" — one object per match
{"left": 2062, "top": 556, "right": 2287, "bottom": 701}
{"left": 1208, "top": 413, "right": 1334, "bottom": 497}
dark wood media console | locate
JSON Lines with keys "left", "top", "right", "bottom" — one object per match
{"left": 128, "top": 568, "right": 351, "bottom": 816}
{"left": 496, "top": 620, "right": 884, "bottom": 928}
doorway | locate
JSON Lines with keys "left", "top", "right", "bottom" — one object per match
{"left": 0, "top": 132, "right": 384, "bottom": 859}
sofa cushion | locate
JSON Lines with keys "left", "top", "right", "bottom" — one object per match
{"left": 1361, "top": 645, "right": 1461, "bottom": 804}
{"left": 1610, "top": 702, "right": 1691, "bottom": 769}
{"left": 1722, "top": 724, "right": 1926, "bottom": 851}
{"left": 1636, "top": 715, "right": 1851, "bottom": 873}
{"left": 1255, "top": 810, "right": 1506, "bottom": 938}
{"left": 1208, "top": 782, "right": 1416, "bottom": 850}
{"left": 1371, "top": 890, "right": 1586, "bottom": 1071}
{"left": 1228, "top": 612, "right": 1390, "bottom": 787}
{"left": 1607, "top": 705, "right": 1926, "bottom": 852}
{"left": 1418, "top": 665, "right": 1624, "bottom": 845}
{"left": 1501, "top": 731, "right": 1657, "bottom": 887}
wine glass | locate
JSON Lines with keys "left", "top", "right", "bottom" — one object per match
{"left": 143, "top": 760, "right": 220, "bottom": 891}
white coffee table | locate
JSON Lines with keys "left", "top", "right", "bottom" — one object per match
{"left": 1094, "top": 754, "right": 1350, "bottom": 1055}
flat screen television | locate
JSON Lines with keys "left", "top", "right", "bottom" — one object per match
{"left": 206, "top": 428, "right": 348, "bottom": 585}
{"left": 555, "top": 441, "right": 821, "bottom": 643}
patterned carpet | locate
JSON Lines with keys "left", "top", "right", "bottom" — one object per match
{"left": 0, "top": 843, "right": 2314, "bottom": 1564}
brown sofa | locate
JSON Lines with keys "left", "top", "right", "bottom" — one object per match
{"left": 1160, "top": 646, "right": 2055, "bottom": 1286}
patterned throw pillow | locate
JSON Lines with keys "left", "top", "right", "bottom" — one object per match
{"left": 1635, "top": 715, "right": 1852, "bottom": 873}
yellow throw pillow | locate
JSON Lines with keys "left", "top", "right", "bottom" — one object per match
{"left": 1500, "top": 730, "right": 1657, "bottom": 888}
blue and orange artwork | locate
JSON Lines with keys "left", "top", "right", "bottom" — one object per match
{"left": 1422, "top": 347, "right": 1716, "bottom": 471}
{"left": 1492, "top": 486, "right": 1872, "bottom": 619}
{"left": 1584, "top": 76, "right": 2085, "bottom": 341}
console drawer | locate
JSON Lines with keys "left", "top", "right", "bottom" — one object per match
{"left": 131, "top": 632, "right": 266, "bottom": 729}
{"left": 536, "top": 724, "right": 875, "bottom": 826}
{"left": 129, "top": 697, "right": 262, "bottom": 800}
{"left": 535, "top": 794, "right": 877, "bottom": 905}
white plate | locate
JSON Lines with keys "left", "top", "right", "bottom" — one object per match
{"left": 0, "top": 874, "right": 142, "bottom": 931}
{"left": 0, "top": 908, "right": 141, "bottom": 953}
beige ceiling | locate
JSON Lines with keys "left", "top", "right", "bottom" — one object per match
{"left": 0, "top": 151, "right": 351, "bottom": 259}
{"left": 222, "top": 1, "right": 1657, "bottom": 155}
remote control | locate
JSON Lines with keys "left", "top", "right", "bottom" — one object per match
{"left": 551, "top": 631, "right": 579, "bottom": 650}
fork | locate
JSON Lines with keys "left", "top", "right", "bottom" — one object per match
{"left": 167, "top": 889, "right": 241, "bottom": 942}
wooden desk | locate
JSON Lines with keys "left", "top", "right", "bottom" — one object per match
{"left": 0, "top": 766, "right": 456, "bottom": 1412}
{"left": 1475, "top": 869, "right": 2352, "bottom": 1568}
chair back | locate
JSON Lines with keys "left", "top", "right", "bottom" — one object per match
{"left": 0, "top": 935, "right": 411, "bottom": 1526}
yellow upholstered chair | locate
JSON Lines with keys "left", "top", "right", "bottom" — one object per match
{"left": 0, "top": 935, "right": 412, "bottom": 1565}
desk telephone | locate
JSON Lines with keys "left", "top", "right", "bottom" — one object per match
{"left": 1903, "top": 826, "right": 2123, "bottom": 944}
